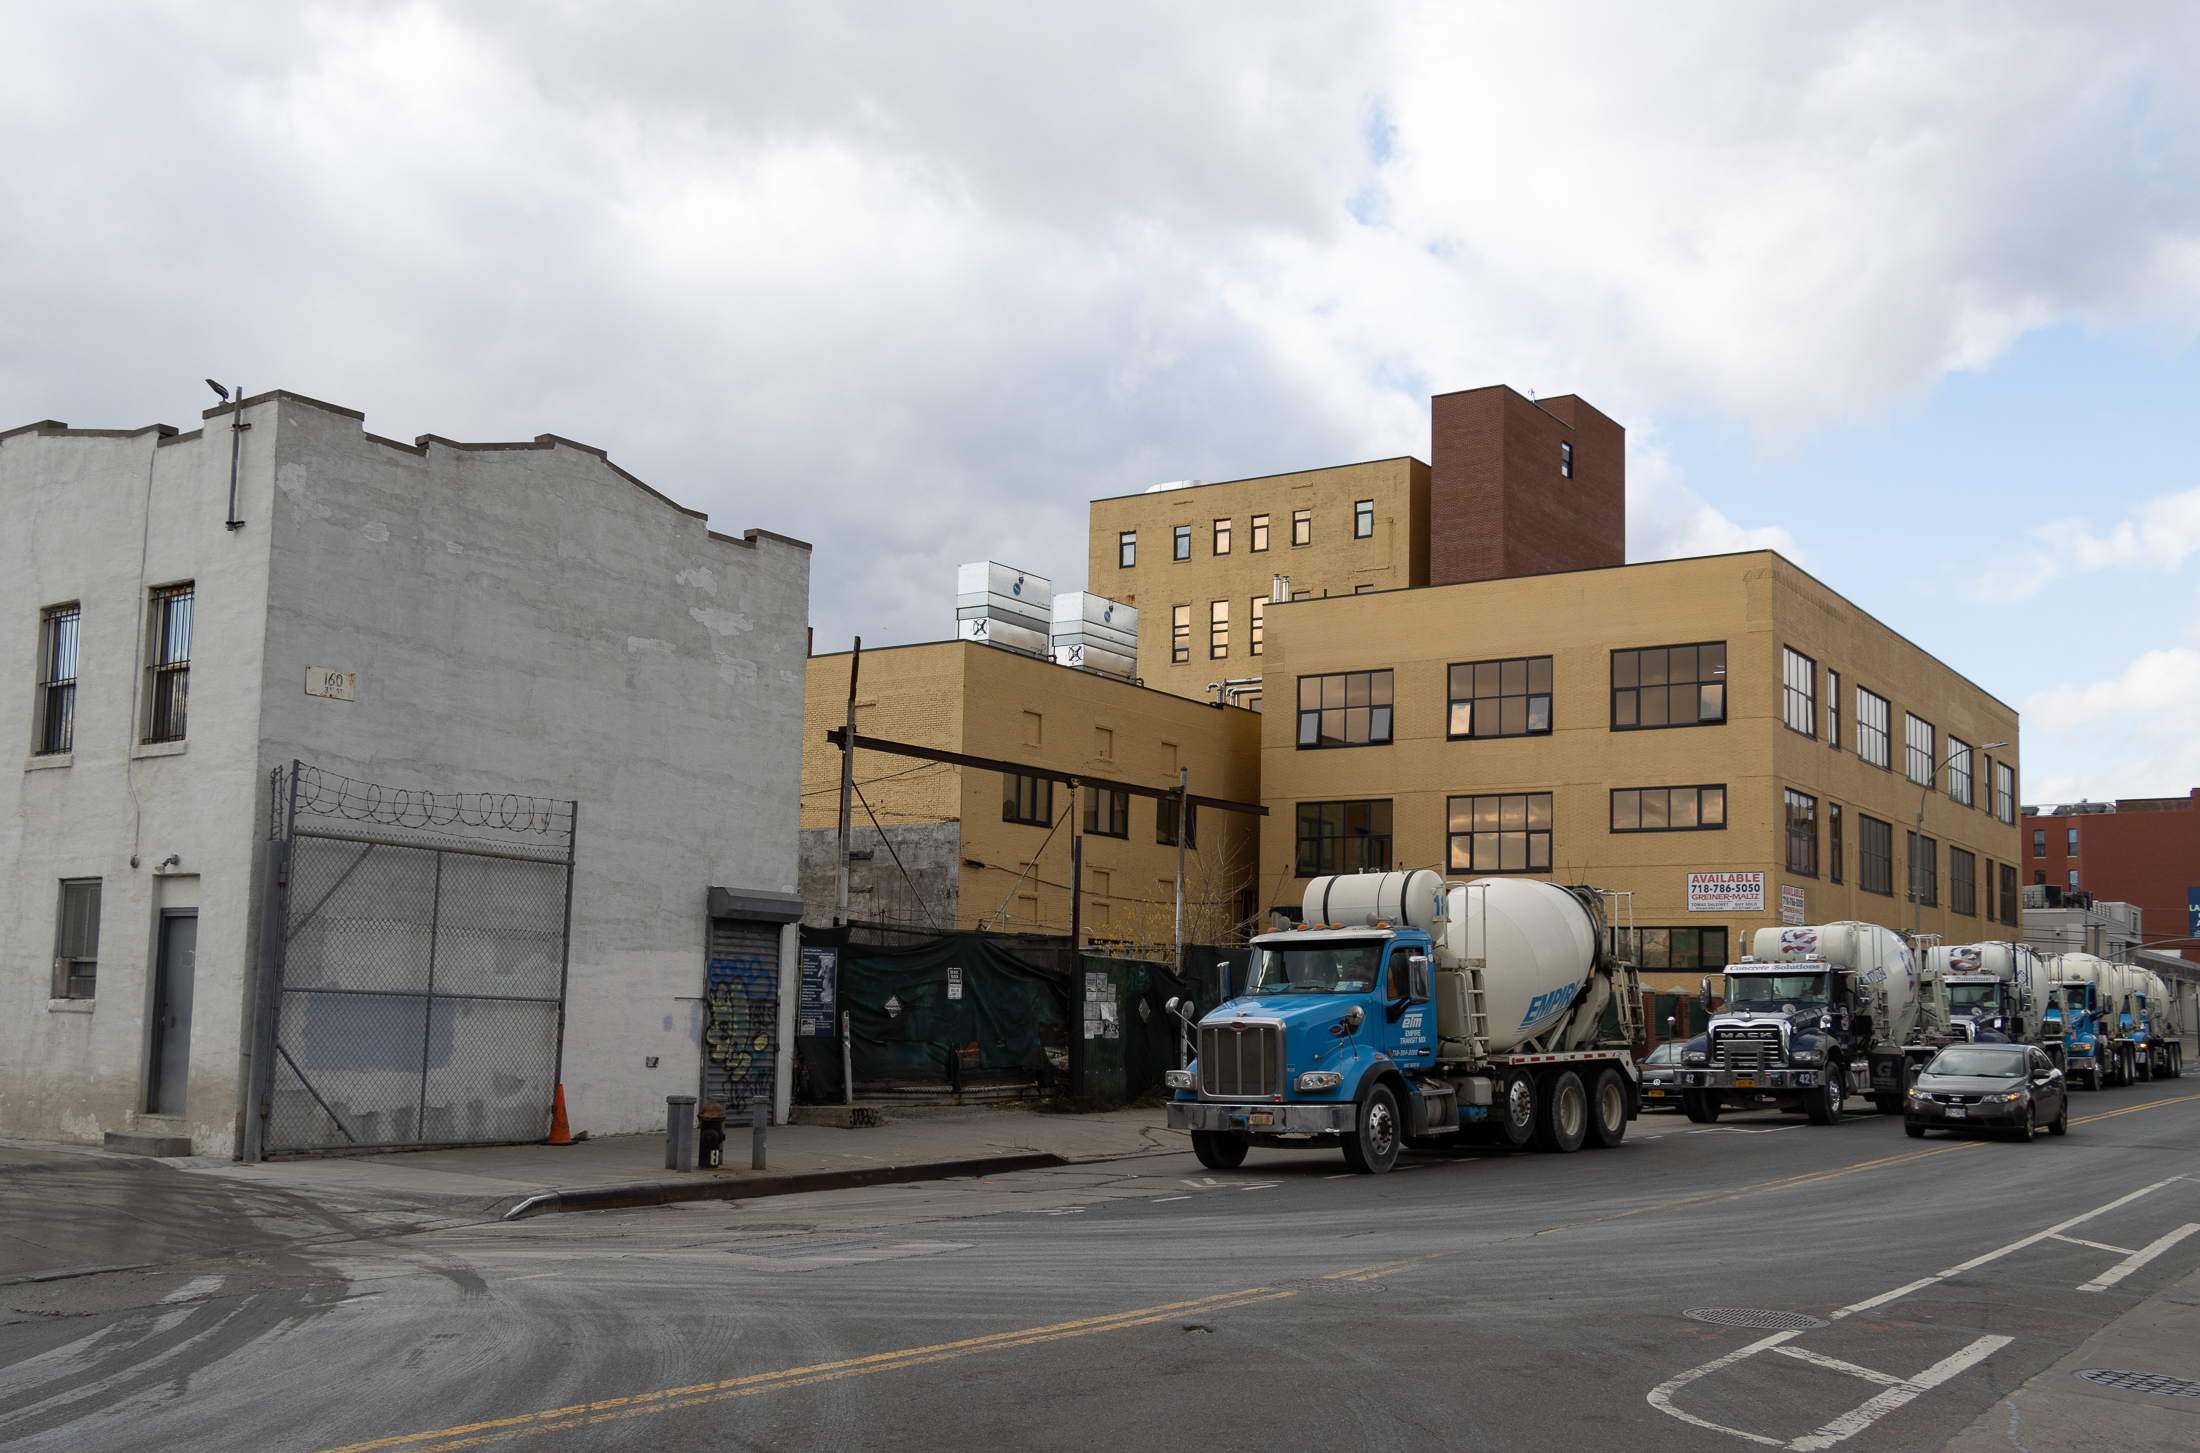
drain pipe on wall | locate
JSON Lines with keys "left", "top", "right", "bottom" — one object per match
{"left": 208, "top": 380, "right": 249, "bottom": 530}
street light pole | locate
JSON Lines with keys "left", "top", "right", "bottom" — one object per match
{"left": 1913, "top": 738, "right": 2009, "bottom": 939}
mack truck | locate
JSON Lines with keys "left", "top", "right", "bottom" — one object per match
{"left": 1675, "top": 922, "right": 1923, "bottom": 1123}
{"left": 1918, "top": 942, "right": 2048, "bottom": 1054}
{"left": 2041, "top": 954, "right": 2122, "bottom": 1089}
{"left": 1164, "top": 870, "right": 1644, "bottom": 1175}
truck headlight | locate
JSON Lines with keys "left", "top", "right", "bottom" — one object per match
{"left": 1294, "top": 1070, "right": 1344, "bottom": 1092}
{"left": 1789, "top": 1050, "right": 1823, "bottom": 1065}
{"left": 1163, "top": 1070, "right": 1196, "bottom": 1090}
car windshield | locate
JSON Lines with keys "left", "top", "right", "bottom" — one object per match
{"left": 1926, "top": 1046, "right": 2028, "bottom": 1078}
{"left": 1947, "top": 983, "right": 2001, "bottom": 1013}
{"left": 1247, "top": 940, "right": 1382, "bottom": 995}
{"left": 1721, "top": 973, "right": 1830, "bottom": 1009}
{"left": 1644, "top": 1042, "right": 1684, "bottom": 1065}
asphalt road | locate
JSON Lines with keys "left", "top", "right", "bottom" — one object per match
{"left": 4, "top": 1085, "right": 2199, "bottom": 1453}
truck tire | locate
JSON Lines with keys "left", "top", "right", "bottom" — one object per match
{"left": 1191, "top": 1131, "right": 1248, "bottom": 1170}
{"left": 1586, "top": 1068, "right": 1628, "bottom": 1148}
{"left": 1805, "top": 1072, "right": 1845, "bottom": 1126}
{"left": 1342, "top": 1085, "right": 1401, "bottom": 1174}
{"left": 1874, "top": 1095, "right": 1903, "bottom": 1115}
{"left": 1495, "top": 1067, "right": 1538, "bottom": 1147}
{"left": 1682, "top": 1091, "right": 1720, "bottom": 1123}
{"left": 1532, "top": 1071, "right": 1587, "bottom": 1153}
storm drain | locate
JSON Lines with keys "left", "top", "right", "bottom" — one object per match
{"left": 1683, "top": 1308, "right": 1830, "bottom": 1331}
{"left": 2077, "top": 1369, "right": 2200, "bottom": 1399}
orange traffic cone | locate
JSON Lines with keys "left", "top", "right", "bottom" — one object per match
{"left": 546, "top": 1084, "right": 574, "bottom": 1145}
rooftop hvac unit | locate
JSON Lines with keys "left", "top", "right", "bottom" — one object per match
{"left": 1050, "top": 593, "right": 1137, "bottom": 681}
{"left": 956, "top": 562, "right": 1052, "bottom": 657}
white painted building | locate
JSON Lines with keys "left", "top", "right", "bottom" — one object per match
{"left": 0, "top": 391, "right": 809, "bottom": 1158}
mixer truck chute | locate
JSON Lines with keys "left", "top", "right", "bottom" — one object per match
{"left": 1164, "top": 870, "right": 1643, "bottom": 1174}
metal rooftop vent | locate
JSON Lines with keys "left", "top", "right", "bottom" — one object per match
{"left": 956, "top": 562, "right": 1052, "bottom": 658}
{"left": 1051, "top": 593, "right": 1137, "bottom": 681}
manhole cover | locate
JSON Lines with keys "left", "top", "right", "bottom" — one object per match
{"left": 2077, "top": 1369, "right": 2200, "bottom": 1399}
{"left": 1683, "top": 1308, "right": 1829, "bottom": 1330}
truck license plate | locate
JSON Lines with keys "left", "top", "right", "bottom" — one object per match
{"left": 1735, "top": 1077, "right": 1756, "bottom": 1089}
{"left": 1945, "top": 1107, "right": 1966, "bottom": 1118}
{"left": 1249, "top": 1112, "right": 1274, "bottom": 1126}
{"left": 1645, "top": 1089, "right": 1666, "bottom": 1098}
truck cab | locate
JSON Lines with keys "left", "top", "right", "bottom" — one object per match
{"left": 1941, "top": 976, "right": 2022, "bottom": 1044}
{"left": 2042, "top": 981, "right": 2105, "bottom": 1089}
{"left": 1678, "top": 960, "right": 1861, "bottom": 1123}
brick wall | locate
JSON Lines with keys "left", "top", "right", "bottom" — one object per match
{"left": 1429, "top": 385, "right": 1625, "bottom": 585}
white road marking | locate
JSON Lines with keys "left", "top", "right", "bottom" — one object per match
{"left": 1152, "top": 1196, "right": 1192, "bottom": 1203}
{"left": 1239, "top": 1183, "right": 1279, "bottom": 1192}
{"left": 2047, "top": 1234, "right": 2134, "bottom": 1255}
{"left": 159, "top": 1275, "right": 224, "bottom": 1304}
{"left": 1787, "top": 1336, "right": 2013, "bottom": 1452}
{"left": 1323, "top": 1173, "right": 1353, "bottom": 1180}
{"left": 1773, "top": 1345, "right": 1906, "bottom": 1386}
{"left": 2077, "top": 1222, "right": 2200, "bottom": 1293}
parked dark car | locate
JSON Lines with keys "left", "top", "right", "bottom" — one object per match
{"left": 1905, "top": 1044, "right": 2069, "bottom": 1141}
{"left": 1637, "top": 1041, "right": 1686, "bottom": 1112}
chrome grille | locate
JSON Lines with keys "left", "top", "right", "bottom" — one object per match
{"left": 1199, "top": 1023, "right": 1285, "bottom": 1098}
{"left": 1713, "top": 1026, "right": 1781, "bottom": 1070}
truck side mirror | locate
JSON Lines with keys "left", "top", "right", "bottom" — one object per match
{"left": 1698, "top": 976, "right": 1713, "bottom": 1014}
{"left": 1408, "top": 954, "right": 1432, "bottom": 1004}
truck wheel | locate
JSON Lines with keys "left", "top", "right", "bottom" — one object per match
{"left": 1682, "top": 1091, "right": 1720, "bottom": 1123}
{"left": 1586, "top": 1068, "right": 1627, "bottom": 1148}
{"left": 1191, "top": 1131, "right": 1248, "bottom": 1170}
{"left": 1874, "top": 1094, "right": 1902, "bottom": 1115}
{"left": 1495, "top": 1068, "right": 1538, "bottom": 1147}
{"left": 1532, "top": 1071, "right": 1588, "bottom": 1153}
{"left": 1342, "top": 1085, "right": 1401, "bottom": 1174}
{"left": 1805, "top": 1073, "right": 1845, "bottom": 1126}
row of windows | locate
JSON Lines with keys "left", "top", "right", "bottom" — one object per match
{"left": 2031, "top": 826, "right": 2081, "bottom": 859}
{"left": 1170, "top": 598, "right": 1267, "bottom": 663}
{"left": 1780, "top": 646, "right": 2015, "bottom": 823}
{"left": 1123, "top": 503, "right": 1375, "bottom": 568}
{"left": 1005, "top": 774, "right": 1198, "bottom": 847}
{"left": 30, "top": 585, "right": 194, "bottom": 756}
{"left": 1781, "top": 787, "right": 2018, "bottom": 922}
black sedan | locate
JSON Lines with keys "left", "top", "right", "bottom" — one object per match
{"left": 1904, "top": 1044, "right": 2069, "bottom": 1141}
{"left": 1637, "top": 1041, "right": 1687, "bottom": 1112}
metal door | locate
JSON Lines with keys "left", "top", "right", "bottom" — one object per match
{"left": 704, "top": 918, "right": 778, "bottom": 1116}
{"left": 149, "top": 911, "right": 197, "bottom": 1114}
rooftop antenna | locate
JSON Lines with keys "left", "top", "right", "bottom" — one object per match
{"left": 207, "top": 379, "right": 248, "bottom": 531}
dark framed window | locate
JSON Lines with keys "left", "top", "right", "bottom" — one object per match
{"left": 1353, "top": 499, "right": 1374, "bottom": 538}
{"left": 145, "top": 583, "right": 193, "bottom": 744}
{"left": 1209, "top": 601, "right": 1228, "bottom": 660}
{"left": 2066, "top": 827, "right": 2077, "bottom": 856}
{"left": 1297, "top": 670, "right": 1394, "bottom": 748}
{"left": 1999, "top": 862, "right": 2018, "bottom": 924}
{"left": 1118, "top": 531, "right": 1136, "bottom": 568}
{"left": 1905, "top": 714, "right": 1936, "bottom": 787}
{"left": 1249, "top": 598, "right": 1264, "bottom": 657}
{"left": 1782, "top": 647, "right": 1815, "bottom": 736}
{"left": 1173, "top": 524, "right": 1191, "bottom": 561}
{"left": 1250, "top": 514, "right": 1269, "bottom": 552}
{"left": 1448, "top": 656, "right": 1552, "bottom": 739}
{"left": 1171, "top": 605, "right": 1191, "bottom": 664}
{"left": 1855, "top": 687, "right": 1890, "bottom": 768}
{"left": 1158, "top": 797, "right": 1198, "bottom": 849}
{"left": 53, "top": 878, "right": 100, "bottom": 999}
{"left": 1291, "top": 509, "right": 1311, "bottom": 546}
{"left": 1995, "top": 761, "right": 2015, "bottom": 823}
{"left": 36, "top": 604, "right": 80, "bottom": 756}
{"left": 1447, "top": 793, "right": 1553, "bottom": 874}
{"left": 1002, "top": 773, "right": 1053, "bottom": 826}
{"left": 1083, "top": 786, "right": 1128, "bottom": 839}
{"left": 1859, "top": 814, "right": 1893, "bottom": 896}
{"left": 1908, "top": 831, "right": 1938, "bottom": 907}
{"left": 1560, "top": 440, "right": 1574, "bottom": 479}
{"left": 2031, "top": 829, "right": 2045, "bottom": 858}
{"left": 1212, "top": 518, "right": 1231, "bottom": 555}
{"left": 1611, "top": 642, "right": 1725, "bottom": 730}
{"left": 1829, "top": 804, "right": 1844, "bottom": 884}
{"left": 1611, "top": 785, "right": 1726, "bottom": 832}
{"left": 1827, "top": 669, "right": 1840, "bottom": 748}
{"left": 1614, "top": 926, "right": 1728, "bottom": 971}
{"left": 1784, "top": 789, "right": 1818, "bottom": 877}
{"left": 1296, "top": 799, "right": 1391, "bottom": 877}
{"left": 1951, "top": 847, "right": 1977, "bottom": 916}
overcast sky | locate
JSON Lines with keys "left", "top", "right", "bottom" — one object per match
{"left": 7, "top": 2, "right": 2200, "bottom": 805}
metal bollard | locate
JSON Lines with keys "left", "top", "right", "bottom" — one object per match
{"left": 666, "top": 1095, "right": 697, "bottom": 1173}
{"left": 752, "top": 1103, "right": 768, "bottom": 1171}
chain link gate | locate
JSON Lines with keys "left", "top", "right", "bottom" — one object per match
{"left": 252, "top": 762, "right": 577, "bottom": 1155}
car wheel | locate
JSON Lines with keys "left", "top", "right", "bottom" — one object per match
{"left": 1905, "top": 1123, "right": 1926, "bottom": 1139}
{"left": 2008, "top": 1102, "right": 2034, "bottom": 1143}
{"left": 1586, "top": 1068, "right": 1628, "bottom": 1148}
{"left": 1342, "top": 1085, "right": 1401, "bottom": 1174}
{"left": 1192, "top": 1130, "right": 1248, "bottom": 1169}
{"left": 2048, "top": 1098, "right": 2068, "bottom": 1137}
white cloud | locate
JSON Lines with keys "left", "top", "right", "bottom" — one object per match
{"left": 1624, "top": 441, "right": 1798, "bottom": 563}
{"left": 2021, "top": 643, "right": 2200, "bottom": 803}
{"left": 1963, "top": 484, "right": 2200, "bottom": 602}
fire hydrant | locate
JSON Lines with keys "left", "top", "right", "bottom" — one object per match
{"left": 697, "top": 1101, "right": 727, "bottom": 1168}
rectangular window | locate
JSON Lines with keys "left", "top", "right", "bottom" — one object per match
{"left": 2066, "top": 827, "right": 2078, "bottom": 856}
{"left": 1829, "top": 803, "right": 1844, "bottom": 884}
{"left": 1249, "top": 597, "right": 1264, "bottom": 657}
{"left": 1616, "top": 926, "right": 1729, "bottom": 971}
{"left": 1448, "top": 656, "right": 1553, "bottom": 739}
{"left": 1999, "top": 862, "right": 2018, "bottom": 924}
{"left": 1610, "top": 785, "right": 1726, "bottom": 832}
{"left": 1782, "top": 647, "right": 1816, "bottom": 736}
{"left": 1784, "top": 789, "right": 1819, "bottom": 877}
{"left": 1173, "top": 524, "right": 1191, "bottom": 561}
{"left": 1212, "top": 518, "right": 1231, "bottom": 556}
{"left": 1209, "top": 600, "right": 1229, "bottom": 660}
{"left": 1855, "top": 687, "right": 1890, "bottom": 768}
{"left": 1002, "top": 772, "right": 1053, "bottom": 826}
{"left": 1611, "top": 641, "right": 1726, "bottom": 730}
{"left": 53, "top": 878, "right": 100, "bottom": 999}
{"left": 2069, "top": 869, "right": 2079, "bottom": 889}
{"left": 1827, "top": 670, "right": 1840, "bottom": 748}
{"left": 1171, "top": 605, "right": 1191, "bottom": 665}
{"left": 1995, "top": 761, "right": 2015, "bottom": 823}
{"left": 1947, "top": 738, "right": 1974, "bottom": 806}
{"left": 1118, "top": 531, "right": 1136, "bottom": 568}
{"left": 1296, "top": 799, "right": 1392, "bottom": 877}
{"left": 1908, "top": 832, "right": 1938, "bottom": 907}
{"left": 1158, "top": 797, "right": 1198, "bottom": 849}
{"left": 1291, "top": 509, "right": 1312, "bottom": 546}
{"left": 1447, "top": 793, "right": 1554, "bottom": 874}
{"left": 1951, "top": 847, "right": 1977, "bottom": 916}
{"left": 1353, "top": 499, "right": 1374, "bottom": 538}
{"left": 1904, "top": 714, "right": 1936, "bottom": 787}
{"left": 1296, "top": 670, "right": 1395, "bottom": 748}
{"left": 2032, "top": 828, "right": 2046, "bottom": 859}
{"left": 1560, "top": 440, "right": 1574, "bottom": 478}
{"left": 35, "top": 604, "right": 80, "bottom": 756}
{"left": 1083, "top": 786, "right": 1129, "bottom": 839}
{"left": 1250, "top": 514, "right": 1269, "bottom": 552}
{"left": 1859, "top": 814, "right": 1894, "bottom": 896}
{"left": 145, "top": 584, "right": 193, "bottom": 744}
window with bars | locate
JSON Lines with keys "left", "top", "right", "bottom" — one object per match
{"left": 1908, "top": 831, "right": 1938, "bottom": 906}
{"left": 35, "top": 604, "right": 80, "bottom": 756}
{"left": 53, "top": 878, "right": 100, "bottom": 999}
{"left": 1296, "top": 670, "right": 1394, "bottom": 748}
{"left": 1118, "top": 532, "right": 1136, "bottom": 568}
{"left": 1827, "top": 669, "right": 1841, "bottom": 747}
{"left": 1353, "top": 499, "right": 1374, "bottom": 538}
{"left": 1249, "top": 597, "right": 1264, "bottom": 657}
{"left": 1859, "top": 814, "right": 1894, "bottom": 895}
{"left": 145, "top": 584, "right": 193, "bottom": 744}
{"left": 1291, "top": 509, "right": 1311, "bottom": 546}
{"left": 1002, "top": 773, "right": 1053, "bottom": 826}
{"left": 1083, "top": 786, "right": 1129, "bottom": 839}
{"left": 1829, "top": 803, "right": 1844, "bottom": 883}
{"left": 1173, "top": 524, "right": 1191, "bottom": 561}
{"left": 1296, "top": 800, "right": 1391, "bottom": 876}
{"left": 1209, "top": 600, "right": 1229, "bottom": 659}
{"left": 1951, "top": 847, "right": 1977, "bottom": 916}
{"left": 1171, "top": 605, "right": 1191, "bottom": 664}
{"left": 1611, "top": 642, "right": 1726, "bottom": 729}
{"left": 1212, "top": 518, "right": 1231, "bottom": 555}
{"left": 1855, "top": 687, "right": 1890, "bottom": 768}
{"left": 1995, "top": 761, "right": 2015, "bottom": 823}
{"left": 1447, "top": 656, "right": 1552, "bottom": 739}
{"left": 1158, "top": 797, "right": 1197, "bottom": 848}
{"left": 1905, "top": 714, "right": 1936, "bottom": 787}
{"left": 1250, "top": 514, "right": 1269, "bottom": 552}
{"left": 1947, "top": 738, "right": 1974, "bottom": 806}
{"left": 1611, "top": 785, "right": 1726, "bottom": 832}
{"left": 1784, "top": 789, "right": 1818, "bottom": 877}
{"left": 1782, "top": 647, "right": 1816, "bottom": 736}
{"left": 1447, "top": 793, "right": 1554, "bottom": 874}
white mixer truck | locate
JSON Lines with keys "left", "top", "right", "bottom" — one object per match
{"left": 1919, "top": 942, "right": 2048, "bottom": 1053}
{"left": 1164, "top": 870, "right": 1644, "bottom": 1174}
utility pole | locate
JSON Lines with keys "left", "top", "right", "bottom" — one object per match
{"left": 834, "top": 638, "right": 862, "bottom": 928}
{"left": 1175, "top": 768, "right": 1188, "bottom": 979}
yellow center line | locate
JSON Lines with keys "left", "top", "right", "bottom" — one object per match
{"left": 316, "top": 1288, "right": 1292, "bottom": 1453}
{"left": 2072, "top": 1091, "right": 2200, "bottom": 1125}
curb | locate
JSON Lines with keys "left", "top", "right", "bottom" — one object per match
{"left": 500, "top": 1152, "right": 1068, "bottom": 1221}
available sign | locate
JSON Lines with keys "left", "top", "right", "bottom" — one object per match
{"left": 1781, "top": 884, "right": 1806, "bottom": 925}
{"left": 1689, "top": 872, "right": 1766, "bottom": 913}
